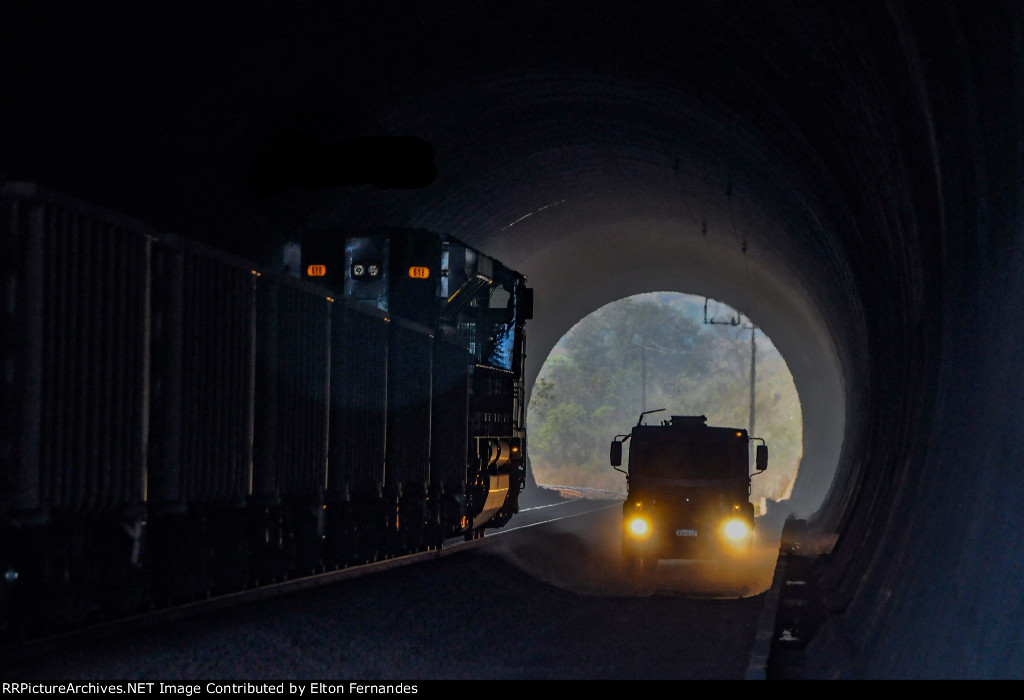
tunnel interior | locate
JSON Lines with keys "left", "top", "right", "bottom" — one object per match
{"left": 505, "top": 207, "right": 845, "bottom": 521}
{"left": 4, "top": 1, "right": 1023, "bottom": 678}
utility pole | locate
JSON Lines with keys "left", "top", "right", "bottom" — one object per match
{"left": 631, "top": 340, "right": 647, "bottom": 414}
{"left": 641, "top": 343, "right": 647, "bottom": 413}
{"left": 748, "top": 324, "right": 757, "bottom": 441}
{"left": 631, "top": 336, "right": 691, "bottom": 416}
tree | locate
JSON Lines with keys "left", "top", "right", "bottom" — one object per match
{"left": 528, "top": 293, "right": 803, "bottom": 501}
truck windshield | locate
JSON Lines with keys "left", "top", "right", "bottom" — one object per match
{"left": 628, "top": 433, "right": 747, "bottom": 480}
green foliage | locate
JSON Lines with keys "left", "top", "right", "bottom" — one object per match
{"left": 527, "top": 293, "right": 803, "bottom": 501}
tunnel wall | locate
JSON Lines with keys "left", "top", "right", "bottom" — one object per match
{"left": 418, "top": 3, "right": 1024, "bottom": 676}
{"left": 789, "top": 3, "right": 1024, "bottom": 678}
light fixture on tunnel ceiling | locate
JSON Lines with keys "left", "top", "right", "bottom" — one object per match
{"left": 500, "top": 199, "right": 567, "bottom": 231}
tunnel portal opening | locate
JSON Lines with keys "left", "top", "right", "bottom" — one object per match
{"left": 526, "top": 292, "right": 804, "bottom": 515}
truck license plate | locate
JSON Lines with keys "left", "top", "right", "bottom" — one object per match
{"left": 675, "top": 529, "right": 698, "bottom": 537}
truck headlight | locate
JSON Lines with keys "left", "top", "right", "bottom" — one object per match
{"left": 722, "top": 518, "right": 749, "bottom": 542}
{"left": 626, "top": 515, "right": 651, "bottom": 538}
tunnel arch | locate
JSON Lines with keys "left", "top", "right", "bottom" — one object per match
{"left": 485, "top": 210, "right": 848, "bottom": 520}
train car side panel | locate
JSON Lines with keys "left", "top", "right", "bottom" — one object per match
{"left": 146, "top": 236, "right": 258, "bottom": 598}
{"left": 431, "top": 336, "right": 471, "bottom": 538}
{"left": 0, "top": 184, "right": 154, "bottom": 631}
{"left": 326, "top": 300, "right": 388, "bottom": 563}
{"left": 385, "top": 319, "right": 433, "bottom": 550}
{"left": 1, "top": 184, "right": 151, "bottom": 519}
{"left": 253, "top": 274, "right": 332, "bottom": 574}
{"left": 148, "top": 237, "right": 256, "bottom": 508}
{"left": 254, "top": 277, "right": 331, "bottom": 499}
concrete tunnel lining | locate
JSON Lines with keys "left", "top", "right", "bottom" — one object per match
{"left": 3, "top": 0, "right": 1023, "bottom": 678}
{"left": 262, "top": 4, "right": 1023, "bottom": 678}
{"left": 388, "top": 59, "right": 864, "bottom": 521}
{"left": 475, "top": 203, "right": 849, "bottom": 520}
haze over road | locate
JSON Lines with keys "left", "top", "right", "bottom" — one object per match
{"left": 2, "top": 492, "right": 779, "bottom": 679}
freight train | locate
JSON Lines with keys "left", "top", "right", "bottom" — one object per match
{"left": 0, "top": 183, "right": 532, "bottom": 639}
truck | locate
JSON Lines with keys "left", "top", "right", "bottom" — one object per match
{"left": 610, "top": 411, "right": 767, "bottom": 569}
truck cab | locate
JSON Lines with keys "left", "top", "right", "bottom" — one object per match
{"left": 610, "top": 412, "right": 767, "bottom": 568}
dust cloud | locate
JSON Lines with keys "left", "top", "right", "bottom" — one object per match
{"left": 491, "top": 502, "right": 782, "bottom": 599}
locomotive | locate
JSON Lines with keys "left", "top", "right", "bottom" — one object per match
{"left": 0, "top": 183, "right": 532, "bottom": 638}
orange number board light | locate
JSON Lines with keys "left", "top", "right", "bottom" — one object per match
{"left": 307, "top": 265, "right": 327, "bottom": 277}
{"left": 408, "top": 266, "right": 430, "bottom": 279}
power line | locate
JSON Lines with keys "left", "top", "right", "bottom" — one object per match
{"left": 702, "top": 298, "right": 758, "bottom": 448}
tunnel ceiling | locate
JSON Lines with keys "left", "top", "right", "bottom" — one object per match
{"left": 4, "top": 1, "right": 1023, "bottom": 678}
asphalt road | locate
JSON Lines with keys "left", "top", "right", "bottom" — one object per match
{"left": 2, "top": 492, "right": 778, "bottom": 680}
